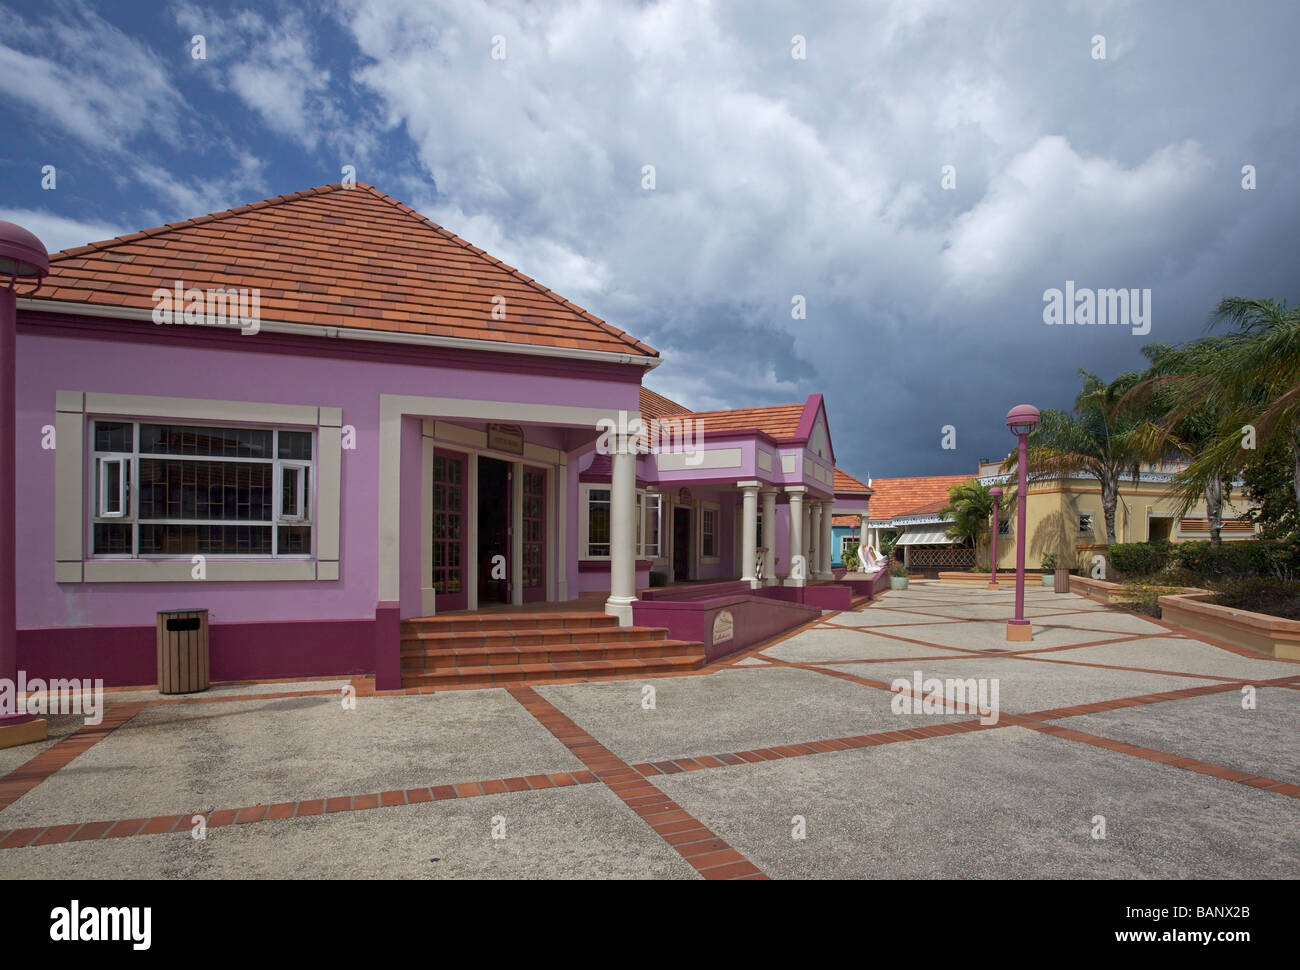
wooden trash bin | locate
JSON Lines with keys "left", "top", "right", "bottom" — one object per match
{"left": 156, "top": 609, "right": 210, "bottom": 694}
{"left": 1054, "top": 568, "right": 1071, "bottom": 593}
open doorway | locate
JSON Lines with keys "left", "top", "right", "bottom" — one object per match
{"left": 1148, "top": 516, "right": 1173, "bottom": 542}
{"left": 673, "top": 506, "right": 691, "bottom": 582}
{"left": 478, "top": 456, "right": 511, "bottom": 604}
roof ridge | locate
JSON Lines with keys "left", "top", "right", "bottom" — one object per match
{"left": 353, "top": 183, "right": 657, "bottom": 358}
{"left": 51, "top": 184, "right": 344, "bottom": 259}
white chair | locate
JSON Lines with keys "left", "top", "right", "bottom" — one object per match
{"left": 858, "top": 543, "right": 889, "bottom": 576}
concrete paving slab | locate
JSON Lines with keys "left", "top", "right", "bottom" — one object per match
{"left": 1054, "top": 687, "right": 1300, "bottom": 783}
{"left": 0, "top": 690, "right": 583, "bottom": 828}
{"left": 818, "top": 656, "right": 1219, "bottom": 715}
{"left": 537, "top": 666, "right": 963, "bottom": 764}
{"left": 763, "top": 627, "right": 966, "bottom": 664}
{"left": 649, "top": 727, "right": 1299, "bottom": 879}
{"left": 864, "top": 619, "right": 1143, "bottom": 651}
{"left": 0, "top": 714, "right": 85, "bottom": 777}
{"left": 0, "top": 783, "right": 698, "bottom": 880}
{"left": 1033, "top": 637, "right": 1300, "bottom": 681}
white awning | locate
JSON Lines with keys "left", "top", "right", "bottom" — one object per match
{"left": 895, "top": 529, "right": 958, "bottom": 546}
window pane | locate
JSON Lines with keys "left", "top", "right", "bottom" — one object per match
{"left": 93, "top": 522, "right": 132, "bottom": 554}
{"left": 94, "top": 422, "right": 132, "bottom": 453}
{"left": 282, "top": 467, "right": 301, "bottom": 517}
{"left": 138, "top": 524, "right": 272, "bottom": 555}
{"left": 140, "top": 423, "right": 272, "bottom": 458}
{"left": 278, "top": 430, "right": 313, "bottom": 460}
{"left": 101, "top": 460, "right": 122, "bottom": 515}
{"left": 139, "top": 459, "right": 272, "bottom": 521}
{"left": 277, "top": 526, "right": 312, "bottom": 554}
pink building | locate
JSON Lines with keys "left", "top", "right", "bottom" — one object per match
{"left": 13, "top": 184, "right": 873, "bottom": 691}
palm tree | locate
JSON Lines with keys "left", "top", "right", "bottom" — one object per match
{"left": 938, "top": 479, "right": 1010, "bottom": 569}
{"left": 1122, "top": 338, "right": 1239, "bottom": 545}
{"left": 1166, "top": 298, "right": 1300, "bottom": 522}
{"left": 1007, "top": 369, "right": 1148, "bottom": 546}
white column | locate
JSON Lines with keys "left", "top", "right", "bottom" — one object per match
{"left": 785, "top": 486, "right": 806, "bottom": 586}
{"left": 605, "top": 441, "right": 638, "bottom": 625}
{"left": 760, "top": 488, "right": 778, "bottom": 586}
{"left": 511, "top": 460, "right": 524, "bottom": 605}
{"left": 820, "top": 500, "right": 834, "bottom": 578}
{"left": 739, "top": 481, "right": 760, "bottom": 588}
{"left": 810, "top": 502, "right": 823, "bottom": 580}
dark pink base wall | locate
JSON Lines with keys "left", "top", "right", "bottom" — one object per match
{"left": 633, "top": 593, "right": 820, "bottom": 663}
{"left": 19, "top": 617, "right": 379, "bottom": 688}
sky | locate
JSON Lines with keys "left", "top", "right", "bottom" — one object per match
{"left": 2, "top": 0, "right": 1297, "bottom": 478}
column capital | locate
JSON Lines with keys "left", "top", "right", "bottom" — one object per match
{"left": 736, "top": 479, "right": 762, "bottom": 491}
{"left": 758, "top": 485, "right": 780, "bottom": 496}
{"left": 784, "top": 485, "right": 808, "bottom": 495}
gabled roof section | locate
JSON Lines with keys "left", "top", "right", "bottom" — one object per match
{"left": 866, "top": 474, "right": 973, "bottom": 520}
{"left": 639, "top": 386, "right": 692, "bottom": 422}
{"left": 32, "top": 183, "right": 658, "bottom": 359}
{"left": 685, "top": 402, "right": 805, "bottom": 440}
{"left": 834, "top": 468, "right": 872, "bottom": 494}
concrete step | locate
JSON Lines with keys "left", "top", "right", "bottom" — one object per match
{"left": 399, "top": 649, "right": 706, "bottom": 688}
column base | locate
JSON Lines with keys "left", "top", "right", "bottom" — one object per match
{"left": 987, "top": 581, "right": 1001, "bottom": 589}
{"left": 1006, "top": 619, "right": 1033, "bottom": 642}
{"left": 782, "top": 578, "right": 806, "bottom": 588}
{"left": 0, "top": 715, "right": 47, "bottom": 750}
{"left": 742, "top": 577, "right": 761, "bottom": 589}
{"left": 763, "top": 576, "right": 780, "bottom": 587}
{"left": 604, "top": 596, "right": 637, "bottom": 627}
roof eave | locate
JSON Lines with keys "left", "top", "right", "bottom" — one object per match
{"left": 18, "top": 298, "right": 663, "bottom": 370}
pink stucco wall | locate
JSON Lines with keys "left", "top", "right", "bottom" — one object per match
{"left": 16, "top": 314, "right": 640, "bottom": 639}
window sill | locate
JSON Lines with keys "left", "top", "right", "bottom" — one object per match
{"left": 58, "top": 559, "right": 338, "bottom": 583}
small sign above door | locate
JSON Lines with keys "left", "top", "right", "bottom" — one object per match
{"left": 487, "top": 424, "right": 525, "bottom": 455}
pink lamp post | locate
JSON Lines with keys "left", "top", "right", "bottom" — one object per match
{"left": 1005, "top": 404, "right": 1040, "bottom": 642}
{"left": 987, "top": 486, "right": 1003, "bottom": 589}
{"left": 0, "top": 222, "right": 50, "bottom": 749}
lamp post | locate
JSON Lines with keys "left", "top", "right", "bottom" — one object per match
{"left": 0, "top": 222, "right": 50, "bottom": 749}
{"left": 987, "top": 486, "right": 1003, "bottom": 590}
{"left": 1005, "top": 404, "right": 1040, "bottom": 642}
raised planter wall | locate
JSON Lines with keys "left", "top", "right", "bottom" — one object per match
{"left": 1159, "top": 591, "right": 1300, "bottom": 661}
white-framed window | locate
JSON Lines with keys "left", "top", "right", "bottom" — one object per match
{"left": 638, "top": 490, "right": 662, "bottom": 559}
{"left": 700, "top": 503, "right": 719, "bottom": 561}
{"left": 581, "top": 484, "right": 661, "bottom": 559}
{"left": 997, "top": 518, "right": 1012, "bottom": 536}
{"left": 840, "top": 535, "right": 858, "bottom": 555}
{"left": 89, "top": 420, "right": 315, "bottom": 558}
{"left": 1077, "top": 513, "right": 1094, "bottom": 536}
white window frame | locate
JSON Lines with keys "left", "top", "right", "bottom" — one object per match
{"left": 1077, "top": 513, "right": 1094, "bottom": 536}
{"left": 580, "top": 483, "right": 661, "bottom": 560}
{"left": 88, "top": 419, "right": 316, "bottom": 561}
{"left": 96, "top": 455, "right": 130, "bottom": 518}
{"left": 579, "top": 483, "right": 612, "bottom": 559}
{"left": 277, "top": 461, "right": 311, "bottom": 522}
{"left": 639, "top": 490, "right": 662, "bottom": 560}
{"left": 699, "top": 501, "right": 720, "bottom": 563}
{"left": 997, "top": 518, "right": 1012, "bottom": 537}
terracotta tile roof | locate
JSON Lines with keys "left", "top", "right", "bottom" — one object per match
{"left": 639, "top": 386, "right": 692, "bottom": 422}
{"left": 684, "top": 403, "right": 805, "bottom": 440}
{"left": 865, "top": 474, "right": 973, "bottom": 519}
{"left": 833, "top": 468, "right": 871, "bottom": 493}
{"left": 831, "top": 515, "right": 861, "bottom": 527}
{"left": 31, "top": 183, "right": 658, "bottom": 358}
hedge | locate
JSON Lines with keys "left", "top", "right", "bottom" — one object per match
{"left": 1108, "top": 541, "right": 1173, "bottom": 577}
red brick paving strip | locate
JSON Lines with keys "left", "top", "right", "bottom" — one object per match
{"left": 0, "top": 702, "right": 146, "bottom": 812}
{"left": 0, "top": 769, "right": 605, "bottom": 851}
{"left": 506, "top": 685, "right": 769, "bottom": 880}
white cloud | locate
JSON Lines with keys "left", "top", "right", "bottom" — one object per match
{"left": 0, "top": 208, "right": 125, "bottom": 255}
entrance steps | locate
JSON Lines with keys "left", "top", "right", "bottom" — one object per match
{"left": 399, "top": 611, "right": 706, "bottom": 688}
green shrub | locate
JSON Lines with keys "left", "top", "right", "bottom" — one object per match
{"left": 1170, "top": 536, "right": 1300, "bottom": 582}
{"left": 1041, "top": 552, "right": 1058, "bottom": 571}
{"left": 1109, "top": 541, "right": 1173, "bottom": 577}
{"left": 889, "top": 560, "right": 908, "bottom": 577}
{"left": 841, "top": 546, "right": 860, "bottom": 571}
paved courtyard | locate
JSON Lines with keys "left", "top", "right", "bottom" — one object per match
{"left": 1, "top": 583, "right": 1296, "bottom": 879}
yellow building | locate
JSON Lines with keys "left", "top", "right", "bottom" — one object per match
{"left": 861, "top": 461, "right": 1259, "bottom": 576}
